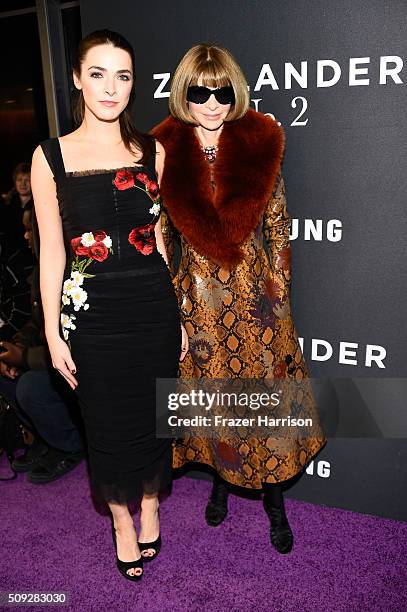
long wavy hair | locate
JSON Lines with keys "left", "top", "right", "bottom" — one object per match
{"left": 72, "top": 29, "right": 154, "bottom": 165}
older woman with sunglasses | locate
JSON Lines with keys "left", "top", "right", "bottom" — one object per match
{"left": 153, "top": 44, "right": 326, "bottom": 553}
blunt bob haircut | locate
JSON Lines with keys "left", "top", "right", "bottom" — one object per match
{"left": 169, "top": 43, "right": 249, "bottom": 124}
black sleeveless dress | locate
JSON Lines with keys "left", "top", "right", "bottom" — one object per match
{"left": 40, "top": 138, "right": 181, "bottom": 504}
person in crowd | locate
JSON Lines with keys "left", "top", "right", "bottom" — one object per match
{"left": 0, "top": 202, "right": 84, "bottom": 483}
{"left": 153, "top": 43, "right": 326, "bottom": 553}
{"left": 31, "top": 30, "right": 186, "bottom": 581}
{"left": 0, "top": 163, "right": 35, "bottom": 339}
{"left": 4, "top": 163, "right": 32, "bottom": 209}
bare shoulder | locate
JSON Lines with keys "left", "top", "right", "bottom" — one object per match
{"left": 31, "top": 144, "right": 51, "bottom": 176}
{"left": 31, "top": 143, "right": 61, "bottom": 228}
{"left": 32, "top": 143, "right": 44, "bottom": 162}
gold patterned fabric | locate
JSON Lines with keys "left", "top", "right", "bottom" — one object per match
{"left": 162, "top": 171, "right": 326, "bottom": 488}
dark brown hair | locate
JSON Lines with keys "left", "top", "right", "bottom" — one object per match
{"left": 72, "top": 29, "right": 154, "bottom": 165}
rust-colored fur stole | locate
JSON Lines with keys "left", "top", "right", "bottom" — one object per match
{"left": 152, "top": 108, "right": 285, "bottom": 268}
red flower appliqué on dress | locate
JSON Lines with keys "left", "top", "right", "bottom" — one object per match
{"left": 88, "top": 242, "right": 109, "bottom": 262}
{"left": 128, "top": 224, "right": 156, "bottom": 256}
{"left": 113, "top": 169, "right": 161, "bottom": 256}
{"left": 134, "top": 172, "right": 149, "bottom": 185}
{"left": 71, "top": 233, "right": 111, "bottom": 262}
{"left": 113, "top": 170, "right": 135, "bottom": 190}
{"left": 136, "top": 172, "right": 159, "bottom": 201}
{"left": 70, "top": 236, "right": 90, "bottom": 257}
{"left": 112, "top": 169, "right": 162, "bottom": 217}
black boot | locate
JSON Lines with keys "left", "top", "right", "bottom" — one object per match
{"left": 263, "top": 487, "right": 293, "bottom": 554}
{"left": 11, "top": 438, "right": 49, "bottom": 473}
{"left": 205, "top": 475, "right": 229, "bottom": 526}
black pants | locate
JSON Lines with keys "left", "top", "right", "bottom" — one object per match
{"left": 0, "top": 370, "right": 84, "bottom": 453}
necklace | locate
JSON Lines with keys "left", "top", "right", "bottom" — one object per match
{"left": 201, "top": 144, "right": 218, "bottom": 163}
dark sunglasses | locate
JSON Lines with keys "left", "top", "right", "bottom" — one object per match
{"left": 187, "top": 85, "right": 235, "bottom": 105}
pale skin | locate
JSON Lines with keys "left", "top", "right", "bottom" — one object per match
{"left": 188, "top": 76, "right": 232, "bottom": 148}
{"left": 31, "top": 43, "right": 188, "bottom": 576}
{"left": 189, "top": 75, "right": 280, "bottom": 145}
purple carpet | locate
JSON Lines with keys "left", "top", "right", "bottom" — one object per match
{"left": 1, "top": 458, "right": 407, "bottom": 612}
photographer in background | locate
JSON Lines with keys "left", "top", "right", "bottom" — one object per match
{"left": 0, "top": 202, "right": 85, "bottom": 483}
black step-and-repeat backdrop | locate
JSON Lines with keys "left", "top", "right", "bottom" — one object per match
{"left": 80, "top": 0, "right": 407, "bottom": 520}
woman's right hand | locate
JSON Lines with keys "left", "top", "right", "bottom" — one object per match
{"left": 47, "top": 335, "right": 78, "bottom": 390}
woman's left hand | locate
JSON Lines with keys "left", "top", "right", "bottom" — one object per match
{"left": 179, "top": 324, "right": 189, "bottom": 362}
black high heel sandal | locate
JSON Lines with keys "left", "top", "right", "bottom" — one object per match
{"left": 111, "top": 523, "right": 144, "bottom": 581}
{"left": 138, "top": 508, "right": 161, "bottom": 562}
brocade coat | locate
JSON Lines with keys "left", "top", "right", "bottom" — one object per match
{"left": 153, "top": 109, "right": 326, "bottom": 488}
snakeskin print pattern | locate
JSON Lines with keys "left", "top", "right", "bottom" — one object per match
{"left": 161, "top": 173, "right": 326, "bottom": 488}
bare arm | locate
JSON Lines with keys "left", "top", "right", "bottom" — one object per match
{"left": 154, "top": 139, "right": 179, "bottom": 277}
{"left": 154, "top": 140, "right": 188, "bottom": 361}
{"left": 31, "top": 145, "right": 77, "bottom": 388}
{"left": 154, "top": 215, "right": 169, "bottom": 267}
{"left": 31, "top": 146, "right": 65, "bottom": 339}
{"left": 154, "top": 141, "right": 170, "bottom": 267}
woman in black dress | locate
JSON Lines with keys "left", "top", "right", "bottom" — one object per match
{"left": 31, "top": 30, "right": 187, "bottom": 581}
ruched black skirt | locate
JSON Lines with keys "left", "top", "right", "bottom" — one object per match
{"left": 68, "top": 264, "right": 181, "bottom": 504}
